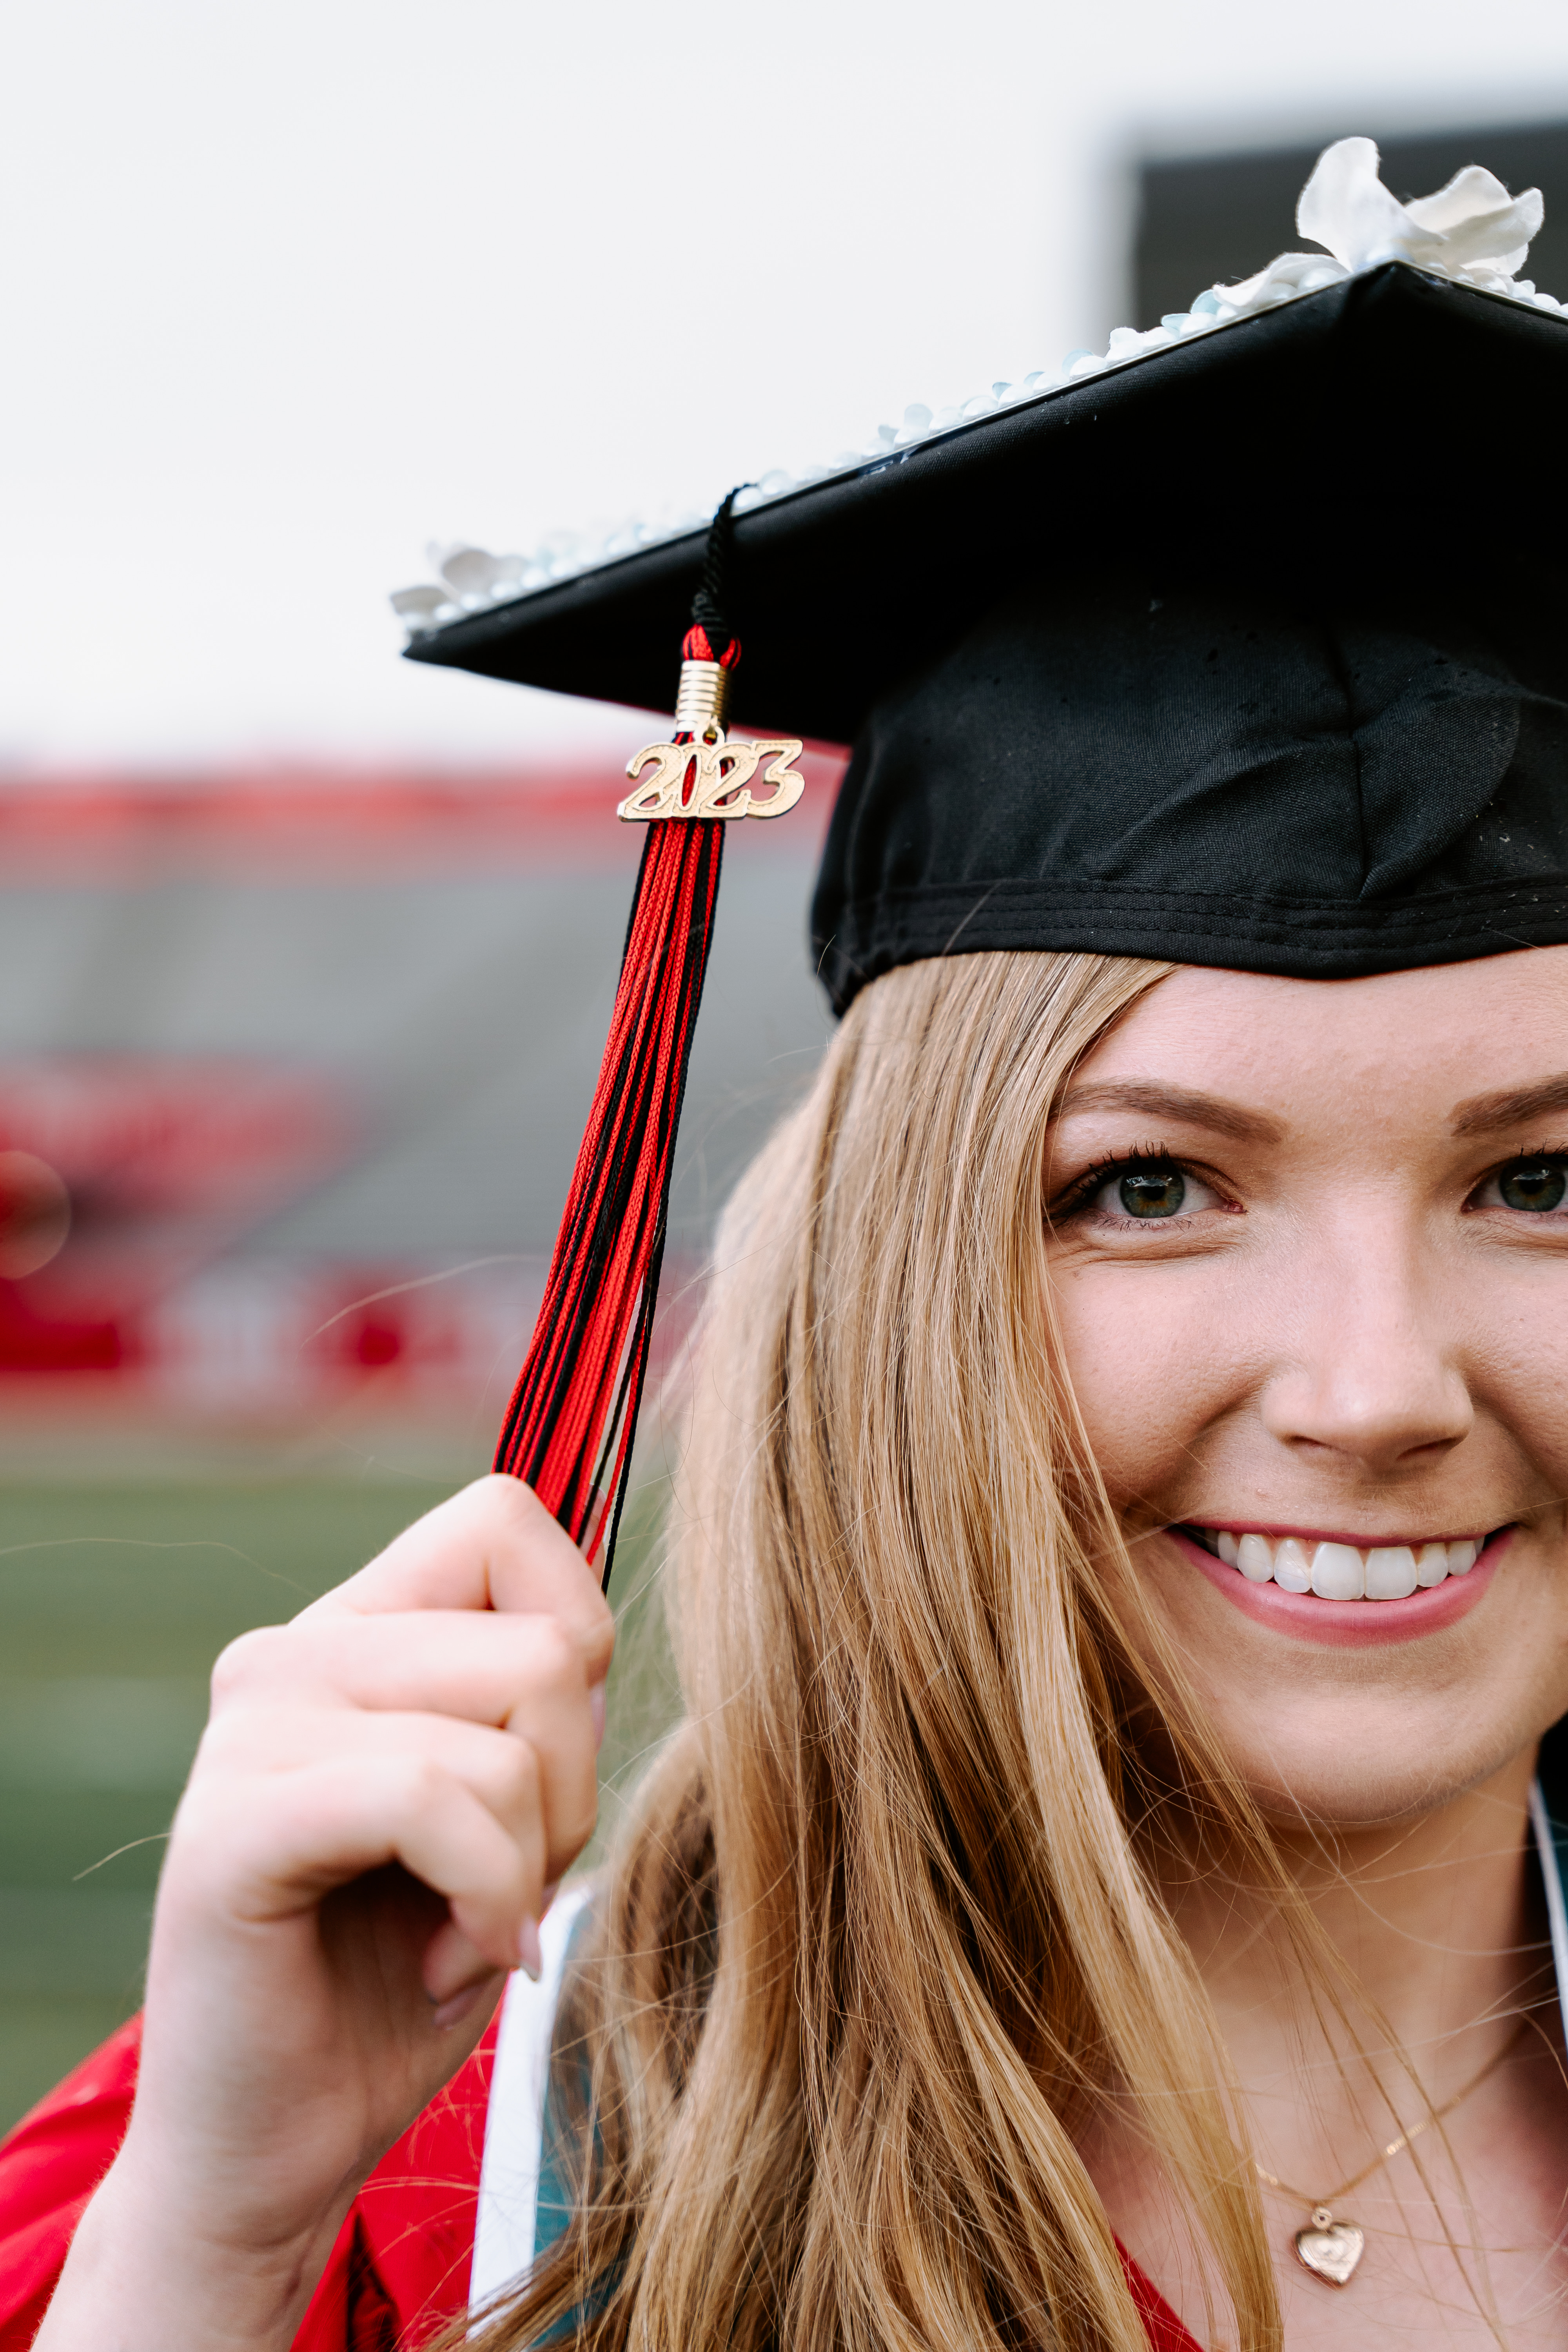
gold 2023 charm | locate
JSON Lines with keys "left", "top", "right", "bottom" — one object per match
{"left": 619, "top": 729, "right": 805, "bottom": 822}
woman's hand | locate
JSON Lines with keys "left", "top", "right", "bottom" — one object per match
{"left": 35, "top": 1474, "right": 614, "bottom": 2352}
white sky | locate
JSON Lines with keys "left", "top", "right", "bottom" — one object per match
{"left": 5, "top": 0, "right": 1568, "bottom": 770}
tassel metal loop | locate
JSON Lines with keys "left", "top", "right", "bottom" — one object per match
{"left": 672, "top": 658, "right": 732, "bottom": 737}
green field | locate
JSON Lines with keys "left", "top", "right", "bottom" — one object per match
{"left": 0, "top": 1474, "right": 680, "bottom": 2133}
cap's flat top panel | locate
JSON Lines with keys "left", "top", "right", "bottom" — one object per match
{"left": 403, "top": 269, "right": 1568, "bottom": 744}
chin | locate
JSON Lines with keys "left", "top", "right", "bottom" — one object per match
{"left": 1212, "top": 1706, "right": 1537, "bottom": 1831}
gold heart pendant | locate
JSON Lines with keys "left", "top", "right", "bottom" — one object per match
{"left": 1293, "top": 2215, "right": 1365, "bottom": 2287}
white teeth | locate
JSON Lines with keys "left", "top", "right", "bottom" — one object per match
{"left": 1236, "top": 1532, "right": 1274, "bottom": 1582}
{"left": 1311, "top": 1541, "right": 1365, "bottom": 1599}
{"left": 1196, "top": 1527, "right": 1487, "bottom": 1597}
{"left": 1272, "top": 1537, "right": 1312, "bottom": 1592}
{"left": 1365, "top": 1544, "right": 1418, "bottom": 1599}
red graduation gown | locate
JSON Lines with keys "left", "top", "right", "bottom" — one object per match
{"left": 0, "top": 2014, "right": 499, "bottom": 2352}
{"left": 0, "top": 2010, "right": 1195, "bottom": 2351}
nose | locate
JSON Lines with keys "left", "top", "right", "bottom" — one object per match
{"left": 1258, "top": 1224, "right": 1473, "bottom": 1474}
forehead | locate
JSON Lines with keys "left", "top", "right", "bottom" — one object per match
{"left": 1074, "top": 948, "right": 1568, "bottom": 1126}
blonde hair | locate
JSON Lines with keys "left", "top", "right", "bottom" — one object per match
{"left": 466, "top": 948, "right": 1299, "bottom": 2352}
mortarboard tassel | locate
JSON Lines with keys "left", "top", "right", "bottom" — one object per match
{"left": 492, "top": 492, "right": 804, "bottom": 1582}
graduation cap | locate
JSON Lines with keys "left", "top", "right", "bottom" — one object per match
{"left": 396, "top": 137, "right": 1568, "bottom": 1576}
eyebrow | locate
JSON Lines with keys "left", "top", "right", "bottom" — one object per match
{"left": 1451, "top": 1073, "right": 1568, "bottom": 1136}
{"left": 1054, "top": 1080, "right": 1283, "bottom": 1144}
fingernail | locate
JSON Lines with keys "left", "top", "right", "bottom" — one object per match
{"left": 590, "top": 1686, "right": 606, "bottom": 1752}
{"left": 516, "top": 1916, "right": 543, "bottom": 1981}
{"left": 432, "top": 1980, "right": 490, "bottom": 2032}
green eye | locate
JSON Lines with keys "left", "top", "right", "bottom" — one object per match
{"left": 1119, "top": 1169, "right": 1187, "bottom": 1218}
{"left": 1499, "top": 1161, "right": 1568, "bottom": 1212}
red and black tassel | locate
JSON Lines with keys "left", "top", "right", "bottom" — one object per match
{"left": 493, "top": 495, "right": 765, "bottom": 1581}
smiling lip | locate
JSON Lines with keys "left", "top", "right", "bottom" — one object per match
{"left": 1168, "top": 1527, "right": 1510, "bottom": 1646}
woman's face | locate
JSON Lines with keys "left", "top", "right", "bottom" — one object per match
{"left": 1045, "top": 947, "right": 1568, "bottom": 1826}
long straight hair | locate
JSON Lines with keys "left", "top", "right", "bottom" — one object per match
{"left": 465, "top": 948, "right": 1297, "bottom": 2352}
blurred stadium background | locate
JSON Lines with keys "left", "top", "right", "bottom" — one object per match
{"left": 0, "top": 759, "right": 833, "bottom": 2124}
{"left": 6, "top": 0, "right": 1568, "bottom": 2125}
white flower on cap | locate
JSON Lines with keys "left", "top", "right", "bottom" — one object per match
{"left": 1219, "top": 135, "right": 1544, "bottom": 314}
{"left": 1301, "top": 133, "right": 1542, "bottom": 281}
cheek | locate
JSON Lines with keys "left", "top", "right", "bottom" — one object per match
{"left": 1050, "top": 1264, "right": 1243, "bottom": 1504}
{"left": 1468, "top": 1272, "right": 1568, "bottom": 1487}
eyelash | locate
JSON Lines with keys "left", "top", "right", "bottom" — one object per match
{"left": 1052, "top": 1142, "right": 1189, "bottom": 1220}
{"left": 1502, "top": 1141, "right": 1568, "bottom": 1167}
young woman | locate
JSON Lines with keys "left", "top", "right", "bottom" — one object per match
{"left": 15, "top": 940, "right": 1568, "bottom": 2352}
{"left": 10, "top": 138, "right": 1568, "bottom": 2352}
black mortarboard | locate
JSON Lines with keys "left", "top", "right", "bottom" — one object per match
{"left": 407, "top": 260, "right": 1568, "bottom": 1011}
{"left": 397, "top": 139, "right": 1568, "bottom": 1570}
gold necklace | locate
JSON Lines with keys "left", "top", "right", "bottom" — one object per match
{"left": 1253, "top": 2020, "right": 1527, "bottom": 2288}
